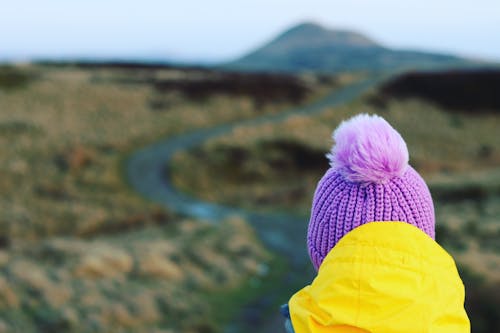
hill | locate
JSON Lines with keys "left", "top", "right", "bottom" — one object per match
{"left": 225, "top": 22, "right": 472, "bottom": 73}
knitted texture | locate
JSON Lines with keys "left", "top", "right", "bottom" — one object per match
{"left": 307, "top": 114, "right": 435, "bottom": 270}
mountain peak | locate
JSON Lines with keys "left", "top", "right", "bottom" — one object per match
{"left": 276, "top": 21, "right": 379, "bottom": 48}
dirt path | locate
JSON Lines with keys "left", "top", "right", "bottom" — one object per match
{"left": 126, "top": 76, "right": 385, "bottom": 332}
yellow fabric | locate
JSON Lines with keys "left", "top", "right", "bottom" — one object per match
{"left": 289, "top": 222, "right": 470, "bottom": 333}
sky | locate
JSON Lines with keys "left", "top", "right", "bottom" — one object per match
{"left": 1, "top": 0, "right": 499, "bottom": 63}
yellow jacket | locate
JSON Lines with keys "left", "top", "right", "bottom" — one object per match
{"left": 289, "top": 222, "right": 470, "bottom": 333}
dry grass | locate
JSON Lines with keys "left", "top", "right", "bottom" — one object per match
{"left": 0, "top": 64, "right": 334, "bottom": 332}
{"left": 191, "top": 98, "right": 500, "bottom": 173}
{"left": 0, "top": 217, "right": 270, "bottom": 332}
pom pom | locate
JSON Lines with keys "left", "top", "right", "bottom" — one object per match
{"left": 327, "top": 114, "right": 409, "bottom": 183}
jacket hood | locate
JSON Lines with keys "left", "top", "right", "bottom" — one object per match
{"left": 289, "top": 222, "right": 470, "bottom": 333}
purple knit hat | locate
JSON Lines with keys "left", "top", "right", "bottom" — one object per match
{"left": 307, "top": 114, "right": 435, "bottom": 270}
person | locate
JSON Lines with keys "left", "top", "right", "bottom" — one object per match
{"left": 281, "top": 114, "right": 470, "bottom": 333}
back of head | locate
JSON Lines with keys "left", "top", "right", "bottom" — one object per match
{"left": 307, "top": 113, "right": 435, "bottom": 270}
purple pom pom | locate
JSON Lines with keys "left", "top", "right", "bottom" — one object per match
{"left": 327, "top": 114, "right": 409, "bottom": 183}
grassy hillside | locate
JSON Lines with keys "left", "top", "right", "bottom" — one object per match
{"left": 226, "top": 22, "right": 473, "bottom": 73}
{"left": 2, "top": 63, "right": 498, "bottom": 332}
{"left": 374, "top": 69, "right": 500, "bottom": 112}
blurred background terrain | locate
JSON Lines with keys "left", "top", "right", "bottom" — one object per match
{"left": 1, "top": 1, "right": 499, "bottom": 332}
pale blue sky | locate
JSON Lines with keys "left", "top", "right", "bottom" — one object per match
{"left": 1, "top": 0, "right": 499, "bottom": 62}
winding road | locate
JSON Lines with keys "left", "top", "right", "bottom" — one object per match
{"left": 126, "top": 75, "right": 385, "bottom": 332}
